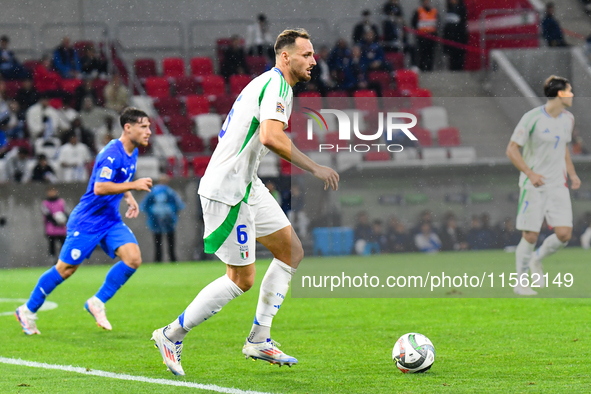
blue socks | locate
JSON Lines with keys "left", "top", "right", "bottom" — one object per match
{"left": 95, "top": 261, "right": 136, "bottom": 303}
{"left": 27, "top": 266, "right": 64, "bottom": 313}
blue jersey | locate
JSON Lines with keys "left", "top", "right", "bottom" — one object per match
{"left": 68, "top": 139, "right": 138, "bottom": 234}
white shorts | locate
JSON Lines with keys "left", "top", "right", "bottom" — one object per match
{"left": 201, "top": 187, "right": 290, "bottom": 266}
{"left": 516, "top": 185, "right": 572, "bottom": 232}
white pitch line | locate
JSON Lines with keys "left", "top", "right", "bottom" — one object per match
{"left": 0, "top": 357, "right": 274, "bottom": 394}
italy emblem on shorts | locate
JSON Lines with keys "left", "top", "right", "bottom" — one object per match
{"left": 240, "top": 245, "right": 249, "bottom": 260}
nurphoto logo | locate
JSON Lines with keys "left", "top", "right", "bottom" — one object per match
{"left": 303, "top": 107, "right": 418, "bottom": 152}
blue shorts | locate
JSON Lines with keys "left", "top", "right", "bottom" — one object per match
{"left": 59, "top": 221, "right": 138, "bottom": 265}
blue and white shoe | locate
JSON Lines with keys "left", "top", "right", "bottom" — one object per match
{"left": 151, "top": 327, "right": 185, "bottom": 376}
{"left": 15, "top": 305, "right": 40, "bottom": 335}
{"left": 242, "top": 338, "right": 298, "bottom": 367}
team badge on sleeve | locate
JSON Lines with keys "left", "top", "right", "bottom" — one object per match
{"left": 240, "top": 245, "right": 249, "bottom": 259}
{"left": 276, "top": 102, "right": 285, "bottom": 114}
{"left": 100, "top": 166, "right": 113, "bottom": 179}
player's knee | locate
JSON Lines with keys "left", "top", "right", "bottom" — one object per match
{"left": 124, "top": 254, "right": 142, "bottom": 269}
{"left": 556, "top": 229, "right": 572, "bottom": 243}
{"left": 292, "top": 242, "right": 304, "bottom": 266}
{"left": 56, "top": 261, "right": 78, "bottom": 279}
{"left": 523, "top": 232, "right": 538, "bottom": 244}
{"left": 236, "top": 276, "right": 255, "bottom": 292}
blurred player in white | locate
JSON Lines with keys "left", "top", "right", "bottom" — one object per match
{"left": 151, "top": 28, "right": 339, "bottom": 375}
{"left": 506, "top": 75, "right": 580, "bottom": 296}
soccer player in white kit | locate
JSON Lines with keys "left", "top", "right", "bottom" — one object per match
{"left": 151, "top": 29, "right": 339, "bottom": 375}
{"left": 506, "top": 75, "right": 581, "bottom": 296}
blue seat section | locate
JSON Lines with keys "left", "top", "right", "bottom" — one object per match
{"left": 312, "top": 227, "right": 354, "bottom": 256}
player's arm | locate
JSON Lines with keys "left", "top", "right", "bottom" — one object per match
{"left": 123, "top": 191, "right": 140, "bottom": 218}
{"left": 506, "top": 141, "right": 545, "bottom": 187}
{"left": 565, "top": 148, "right": 581, "bottom": 190}
{"left": 260, "top": 119, "right": 339, "bottom": 190}
{"left": 94, "top": 178, "right": 152, "bottom": 195}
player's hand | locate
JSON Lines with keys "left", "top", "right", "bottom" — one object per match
{"left": 125, "top": 196, "right": 140, "bottom": 218}
{"left": 133, "top": 177, "right": 152, "bottom": 192}
{"left": 528, "top": 172, "right": 545, "bottom": 188}
{"left": 313, "top": 165, "right": 340, "bottom": 191}
{"left": 570, "top": 174, "right": 581, "bottom": 190}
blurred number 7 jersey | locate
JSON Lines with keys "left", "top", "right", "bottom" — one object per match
{"left": 198, "top": 67, "right": 293, "bottom": 206}
{"left": 68, "top": 139, "right": 138, "bottom": 233}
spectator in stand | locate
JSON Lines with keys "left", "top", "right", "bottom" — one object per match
{"left": 15, "top": 78, "right": 39, "bottom": 116}
{"left": 33, "top": 54, "right": 63, "bottom": 97}
{"left": 352, "top": 9, "right": 380, "bottom": 44}
{"left": 480, "top": 212, "right": 496, "bottom": 248}
{"left": 246, "top": 14, "right": 274, "bottom": 60}
{"left": 221, "top": 35, "right": 250, "bottom": 80}
{"left": 542, "top": 2, "right": 567, "bottom": 47}
{"left": 382, "top": 5, "right": 405, "bottom": 52}
{"left": 412, "top": 209, "right": 435, "bottom": 235}
{"left": 73, "top": 77, "right": 98, "bottom": 111}
{"left": 1, "top": 100, "right": 25, "bottom": 139}
{"left": 56, "top": 99, "right": 78, "bottom": 130}
{"left": 0, "top": 35, "right": 30, "bottom": 80}
{"left": 103, "top": 74, "right": 129, "bottom": 113}
{"left": 0, "top": 127, "right": 8, "bottom": 158}
{"left": 341, "top": 46, "right": 372, "bottom": 93}
{"left": 414, "top": 222, "right": 441, "bottom": 253}
{"left": 309, "top": 46, "right": 336, "bottom": 95}
{"left": 442, "top": 0, "right": 468, "bottom": 71}
{"left": 412, "top": 0, "right": 439, "bottom": 72}
{"left": 328, "top": 39, "right": 352, "bottom": 74}
{"left": 140, "top": 175, "right": 186, "bottom": 262}
{"left": 65, "top": 117, "right": 95, "bottom": 152}
{"left": 361, "top": 30, "right": 390, "bottom": 72}
{"left": 383, "top": 0, "right": 404, "bottom": 19}
{"left": 354, "top": 211, "right": 373, "bottom": 254}
{"left": 438, "top": 212, "right": 468, "bottom": 251}
{"left": 95, "top": 115, "right": 120, "bottom": 151}
{"left": 53, "top": 37, "right": 81, "bottom": 79}
{"left": 26, "top": 94, "right": 68, "bottom": 138}
{"left": 56, "top": 132, "right": 91, "bottom": 182}
{"left": 386, "top": 217, "right": 409, "bottom": 252}
{"left": 80, "top": 45, "right": 108, "bottom": 78}
{"left": 41, "top": 186, "right": 68, "bottom": 260}
{"left": 288, "top": 183, "right": 309, "bottom": 238}
{"left": 79, "top": 96, "right": 111, "bottom": 133}
{"left": 497, "top": 217, "right": 521, "bottom": 249}
{"left": 31, "top": 154, "right": 57, "bottom": 183}
{"left": 368, "top": 219, "right": 388, "bottom": 254}
{"left": 5, "top": 146, "right": 30, "bottom": 183}
{"left": 466, "top": 215, "right": 489, "bottom": 250}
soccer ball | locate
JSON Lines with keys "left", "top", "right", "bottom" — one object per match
{"left": 53, "top": 211, "right": 67, "bottom": 226}
{"left": 392, "top": 333, "right": 435, "bottom": 373}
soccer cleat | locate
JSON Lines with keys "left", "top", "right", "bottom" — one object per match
{"left": 151, "top": 327, "right": 185, "bottom": 376}
{"left": 513, "top": 284, "right": 538, "bottom": 296}
{"left": 15, "top": 305, "right": 41, "bottom": 335}
{"left": 529, "top": 252, "right": 545, "bottom": 288}
{"left": 242, "top": 338, "right": 298, "bottom": 367}
{"left": 84, "top": 296, "right": 112, "bottom": 331}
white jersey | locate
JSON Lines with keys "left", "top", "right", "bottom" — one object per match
{"left": 198, "top": 68, "right": 293, "bottom": 206}
{"left": 510, "top": 105, "right": 574, "bottom": 189}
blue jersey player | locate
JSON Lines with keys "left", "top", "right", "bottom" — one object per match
{"left": 16, "top": 107, "right": 153, "bottom": 335}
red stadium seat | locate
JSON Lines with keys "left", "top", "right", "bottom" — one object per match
{"left": 23, "top": 60, "right": 41, "bottom": 73}
{"left": 437, "top": 127, "right": 461, "bottom": 147}
{"left": 173, "top": 76, "right": 199, "bottom": 96}
{"left": 162, "top": 57, "right": 186, "bottom": 78}
{"left": 190, "top": 57, "right": 214, "bottom": 77}
{"left": 180, "top": 134, "right": 205, "bottom": 153}
{"left": 93, "top": 79, "right": 109, "bottom": 105}
{"left": 74, "top": 40, "right": 94, "bottom": 55}
{"left": 368, "top": 71, "right": 392, "bottom": 91}
{"left": 201, "top": 75, "right": 226, "bottom": 98}
{"left": 212, "top": 94, "right": 236, "bottom": 117}
{"left": 324, "top": 132, "right": 349, "bottom": 148}
{"left": 166, "top": 115, "right": 193, "bottom": 136}
{"left": 364, "top": 151, "right": 391, "bottom": 161}
{"left": 246, "top": 56, "right": 267, "bottom": 75}
{"left": 412, "top": 127, "right": 432, "bottom": 147}
{"left": 61, "top": 79, "right": 82, "bottom": 94}
{"left": 209, "top": 136, "right": 219, "bottom": 151}
{"left": 154, "top": 97, "right": 183, "bottom": 118}
{"left": 395, "top": 69, "right": 419, "bottom": 95}
{"left": 326, "top": 90, "right": 351, "bottom": 110}
{"left": 280, "top": 158, "right": 305, "bottom": 175}
{"left": 4, "top": 80, "right": 20, "bottom": 98}
{"left": 192, "top": 156, "right": 211, "bottom": 177}
{"left": 144, "top": 77, "right": 170, "bottom": 98}
{"left": 292, "top": 133, "right": 320, "bottom": 151}
{"left": 134, "top": 58, "right": 157, "bottom": 80}
{"left": 185, "top": 95, "right": 210, "bottom": 117}
{"left": 385, "top": 52, "right": 405, "bottom": 70}
{"left": 48, "top": 98, "right": 62, "bottom": 109}
{"left": 229, "top": 74, "right": 252, "bottom": 96}
{"left": 408, "top": 88, "right": 432, "bottom": 109}
{"left": 354, "top": 89, "right": 379, "bottom": 113}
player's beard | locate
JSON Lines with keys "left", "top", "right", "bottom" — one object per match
{"left": 295, "top": 67, "right": 312, "bottom": 83}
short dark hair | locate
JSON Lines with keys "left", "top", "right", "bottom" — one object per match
{"left": 274, "top": 28, "right": 311, "bottom": 56}
{"left": 362, "top": 9, "right": 371, "bottom": 16}
{"left": 119, "top": 107, "right": 149, "bottom": 128}
{"left": 543, "top": 75, "right": 570, "bottom": 98}
{"left": 0, "top": 35, "right": 8, "bottom": 43}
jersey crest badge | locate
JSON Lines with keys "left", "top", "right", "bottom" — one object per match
{"left": 100, "top": 166, "right": 113, "bottom": 179}
{"left": 71, "top": 249, "right": 81, "bottom": 260}
{"left": 276, "top": 102, "right": 285, "bottom": 114}
{"left": 240, "top": 245, "right": 249, "bottom": 260}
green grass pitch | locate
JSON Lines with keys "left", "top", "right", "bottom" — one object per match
{"left": 1, "top": 249, "right": 590, "bottom": 393}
